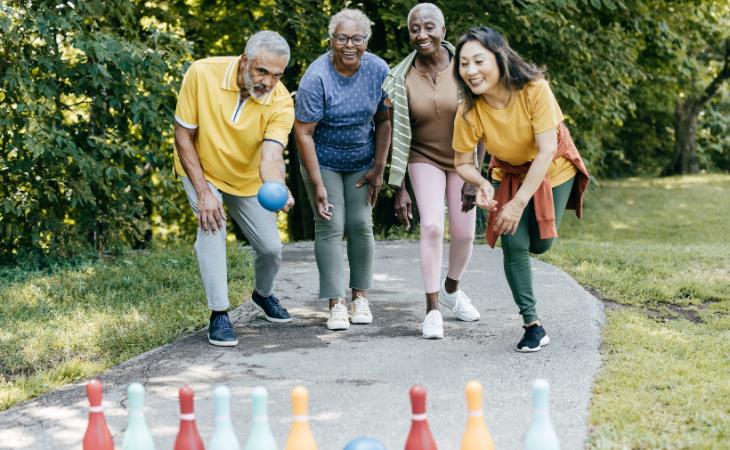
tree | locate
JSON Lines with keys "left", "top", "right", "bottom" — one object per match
{"left": 666, "top": 38, "right": 730, "bottom": 174}
{"left": 0, "top": 0, "right": 192, "bottom": 262}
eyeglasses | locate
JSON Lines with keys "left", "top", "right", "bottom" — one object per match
{"left": 332, "top": 34, "right": 367, "bottom": 46}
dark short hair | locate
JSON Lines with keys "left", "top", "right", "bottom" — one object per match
{"left": 453, "top": 27, "right": 545, "bottom": 116}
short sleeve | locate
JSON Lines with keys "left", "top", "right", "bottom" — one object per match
{"left": 175, "top": 62, "right": 199, "bottom": 129}
{"left": 264, "top": 94, "right": 295, "bottom": 147}
{"left": 452, "top": 104, "right": 483, "bottom": 153}
{"left": 382, "top": 72, "right": 396, "bottom": 101}
{"left": 376, "top": 58, "right": 390, "bottom": 112}
{"left": 295, "top": 72, "right": 324, "bottom": 123}
{"left": 527, "top": 79, "right": 564, "bottom": 134}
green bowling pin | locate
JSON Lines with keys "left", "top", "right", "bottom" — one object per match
{"left": 122, "top": 382, "right": 155, "bottom": 450}
{"left": 244, "top": 387, "right": 277, "bottom": 450}
{"left": 524, "top": 379, "right": 560, "bottom": 450}
{"left": 210, "top": 385, "right": 241, "bottom": 450}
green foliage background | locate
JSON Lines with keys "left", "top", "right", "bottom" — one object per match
{"left": 1, "top": 0, "right": 728, "bottom": 262}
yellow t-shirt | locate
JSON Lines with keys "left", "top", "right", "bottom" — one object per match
{"left": 452, "top": 79, "right": 576, "bottom": 186}
{"left": 174, "top": 56, "right": 295, "bottom": 196}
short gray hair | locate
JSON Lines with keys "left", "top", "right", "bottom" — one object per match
{"left": 328, "top": 9, "right": 371, "bottom": 40}
{"left": 245, "top": 30, "right": 291, "bottom": 62}
{"left": 407, "top": 3, "right": 445, "bottom": 28}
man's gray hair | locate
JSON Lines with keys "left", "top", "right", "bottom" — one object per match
{"left": 245, "top": 30, "right": 291, "bottom": 62}
{"left": 328, "top": 9, "right": 372, "bottom": 40}
{"left": 407, "top": 3, "right": 445, "bottom": 28}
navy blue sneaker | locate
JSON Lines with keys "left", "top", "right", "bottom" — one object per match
{"left": 517, "top": 323, "right": 550, "bottom": 352}
{"left": 208, "top": 312, "right": 238, "bottom": 347}
{"left": 252, "top": 291, "right": 292, "bottom": 323}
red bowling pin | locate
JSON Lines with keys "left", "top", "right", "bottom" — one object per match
{"left": 405, "top": 385, "right": 437, "bottom": 450}
{"left": 174, "top": 385, "right": 205, "bottom": 450}
{"left": 83, "top": 379, "right": 114, "bottom": 450}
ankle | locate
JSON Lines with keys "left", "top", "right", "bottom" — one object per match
{"left": 444, "top": 277, "right": 459, "bottom": 294}
{"left": 329, "top": 298, "right": 345, "bottom": 309}
{"left": 210, "top": 309, "right": 228, "bottom": 320}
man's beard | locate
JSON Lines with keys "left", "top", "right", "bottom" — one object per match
{"left": 243, "top": 66, "right": 269, "bottom": 99}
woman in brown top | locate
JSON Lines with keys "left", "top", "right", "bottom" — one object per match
{"left": 384, "top": 3, "right": 482, "bottom": 339}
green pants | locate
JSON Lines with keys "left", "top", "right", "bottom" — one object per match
{"left": 494, "top": 177, "right": 574, "bottom": 324}
{"left": 300, "top": 166, "right": 374, "bottom": 299}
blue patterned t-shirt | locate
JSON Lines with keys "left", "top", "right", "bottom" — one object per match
{"left": 295, "top": 52, "right": 389, "bottom": 172}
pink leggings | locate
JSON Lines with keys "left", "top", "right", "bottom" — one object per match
{"left": 408, "top": 163, "right": 476, "bottom": 293}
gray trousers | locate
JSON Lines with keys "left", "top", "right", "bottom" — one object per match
{"left": 300, "top": 166, "right": 374, "bottom": 299}
{"left": 182, "top": 177, "right": 282, "bottom": 311}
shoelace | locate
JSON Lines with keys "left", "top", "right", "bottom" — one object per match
{"left": 214, "top": 315, "right": 233, "bottom": 333}
{"left": 331, "top": 303, "right": 348, "bottom": 320}
{"left": 353, "top": 298, "right": 370, "bottom": 315}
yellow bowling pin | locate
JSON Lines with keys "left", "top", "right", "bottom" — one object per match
{"left": 460, "top": 381, "right": 495, "bottom": 450}
{"left": 284, "top": 385, "right": 318, "bottom": 450}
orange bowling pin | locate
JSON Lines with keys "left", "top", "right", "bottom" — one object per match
{"left": 459, "top": 381, "right": 494, "bottom": 450}
{"left": 83, "top": 379, "right": 115, "bottom": 450}
{"left": 284, "top": 385, "right": 317, "bottom": 450}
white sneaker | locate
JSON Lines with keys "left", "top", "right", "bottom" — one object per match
{"left": 421, "top": 310, "right": 444, "bottom": 339}
{"left": 327, "top": 299, "right": 350, "bottom": 330}
{"left": 351, "top": 295, "right": 373, "bottom": 324}
{"left": 439, "top": 283, "right": 480, "bottom": 322}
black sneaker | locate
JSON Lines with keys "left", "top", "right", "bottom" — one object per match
{"left": 517, "top": 324, "right": 550, "bottom": 352}
{"left": 208, "top": 312, "right": 239, "bottom": 347}
{"left": 252, "top": 291, "right": 292, "bottom": 323}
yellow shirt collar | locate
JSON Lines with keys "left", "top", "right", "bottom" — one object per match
{"left": 220, "top": 58, "right": 274, "bottom": 106}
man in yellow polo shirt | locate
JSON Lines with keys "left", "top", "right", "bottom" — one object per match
{"left": 174, "top": 30, "right": 295, "bottom": 347}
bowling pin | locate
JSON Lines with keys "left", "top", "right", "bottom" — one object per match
{"left": 524, "top": 379, "right": 560, "bottom": 450}
{"left": 284, "top": 385, "right": 317, "bottom": 450}
{"left": 244, "top": 387, "right": 277, "bottom": 450}
{"left": 122, "top": 382, "right": 155, "bottom": 450}
{"left": 404, "top": 385, "right": 437, "bottom": 450}
{"left": 174, "top": 385, "right": 205, "bottom": 450}
{"left": 83, "top": 379, "right": 115, "bottom": 450}
{"left": 209, "top": 385, "right": 240, "bottom": 450}
{"left": 459, "top": 381, "right": 494, "bottom": 450}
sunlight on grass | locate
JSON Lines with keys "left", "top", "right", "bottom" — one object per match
{"left": 0, "top": 242, "right": 254, "bottom": 410}
{"left": 541, "top": 174, "right": 730, "bottom": 449}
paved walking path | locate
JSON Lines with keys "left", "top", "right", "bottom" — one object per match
{"left": 0, "top": 240, "right": 604, "bottom": 450}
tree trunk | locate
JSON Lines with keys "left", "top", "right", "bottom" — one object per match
{"left": 663, "top": 39, "right": 730, "bottom": 175}
{"left": 665, "top": 101, "right": 701, "bottom": 175}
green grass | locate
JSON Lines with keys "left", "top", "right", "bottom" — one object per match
{"left": 541, "top": 174, "right": 730, "bottom": 449}
{"left": 0, "top": 242, "right": 253, "bottom": 410}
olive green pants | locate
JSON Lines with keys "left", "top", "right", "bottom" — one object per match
{"left": 494, "top": 177, "right": 575, "bottom": 324}
{"left": 300, "top": 166, "right": 374, "bottom": 299}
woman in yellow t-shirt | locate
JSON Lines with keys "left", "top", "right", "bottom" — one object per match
{"left": 452, "top": 27, "right": 589, "bottom": 353}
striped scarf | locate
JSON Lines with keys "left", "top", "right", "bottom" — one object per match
{"left": 382, "top": 42, "right": 456, "bottom": 187}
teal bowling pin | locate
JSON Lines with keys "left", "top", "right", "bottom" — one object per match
{"left": 524, "top": 379, "right": 560, "bottom": 450}
{"left": 244, "top": 387, "right": 277, "bottom": 450}
{"left": 209, "top": 385, "right": 241, "bottom": 450}
{"left": 122, "top": 382, "right": 155, "bottom": 450}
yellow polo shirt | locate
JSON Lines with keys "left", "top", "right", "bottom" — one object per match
{"left": 174, "top": 56, "right": 294, "bottom": 196}
{"left": 453, "top": 79, "right": 576, "bottom": 187}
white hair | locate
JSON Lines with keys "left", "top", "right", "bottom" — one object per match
{"left": 328, "top": 9, "right": 372, "bottom": 40}
{"left": 407, "top": 3, "right": 445, "bottom": 28}
{"left": 245, "top": 30, "right": 290, "bottom": 62}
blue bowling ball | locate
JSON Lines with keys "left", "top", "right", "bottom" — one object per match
{"left": 257, "top": 181, "right": 288, "bottom": 211}
{"left": 343, "top": 437, "right": 387, "bottom": 450}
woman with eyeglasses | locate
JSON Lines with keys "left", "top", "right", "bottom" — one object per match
{"left": 383, "top": 3, "right": 483, "bottom": 339}
{"left": 294, "top": 8, "right": 391, "bottom": 331}
{"left": 452, "top": 27, "right": 590, "bottom": 352}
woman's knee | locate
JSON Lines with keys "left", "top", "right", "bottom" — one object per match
{"left": 420, "top": 222, "right": 444, "bottom": 242}
{"left": 529, "top": 239, "right": 554, "bottom": 255}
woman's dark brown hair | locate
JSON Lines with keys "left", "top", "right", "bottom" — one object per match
{"left": 453, "top": 26, "right": 545, "bottom": 116}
